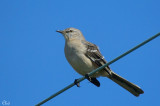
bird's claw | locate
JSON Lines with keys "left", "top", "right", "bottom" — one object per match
{"left": 85, "top": 74, "right": 91, "bottom": 81}
{"left": 74, "top": 79, "right": 80, "bottom": 87}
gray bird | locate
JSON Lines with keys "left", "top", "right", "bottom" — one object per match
{"left": 57, "top": 27, "right": 144, "bottom": 97}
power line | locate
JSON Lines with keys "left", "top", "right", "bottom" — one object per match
{"left": 36, "top": 32, "right": 160, "bottom": 106}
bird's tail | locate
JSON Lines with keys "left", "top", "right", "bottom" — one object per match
{"left": 109, "top": 71, "right": 144, "bottom": 97}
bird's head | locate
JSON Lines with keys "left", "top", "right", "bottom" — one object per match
{"left": 56, "top": 27, "right": 85, "bottom": 41}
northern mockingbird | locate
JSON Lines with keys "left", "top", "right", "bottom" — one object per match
{"left": 56, "top": 27, "right": 144, "bottom": 97}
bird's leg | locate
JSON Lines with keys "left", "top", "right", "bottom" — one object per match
{"left": 85, "top": 74, "right": 100, "bottom": 87}
{"left": 85, "top": 74, "right": 92, "bottom": 81}
{"left": 74, "top": 79, "right": 80, "bottom": 87}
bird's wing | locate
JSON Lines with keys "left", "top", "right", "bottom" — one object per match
{"left": 81, "top": 41, "right": 144, "bottom": 96}
{"left": 81, "top": 40, "right": 111, "bottom": 70}
{"left": 81, "top": 40, "right": 112, "bottom": 87}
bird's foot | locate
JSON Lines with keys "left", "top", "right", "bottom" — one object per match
{"left": 85, "top": 74, "right": 91, "bottom": 81}
{"left": 85, "top": 74, "right": 100, "bottom": 87}
{"left": 74, "top": 79, "right": 80, "bottom": 87}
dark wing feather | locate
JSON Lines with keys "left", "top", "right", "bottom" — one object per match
{"left": 81, "top": 40, "right": 111, "bottom": 71}
{"left": 81, "top": 41, "right": 144, "bottom": 96}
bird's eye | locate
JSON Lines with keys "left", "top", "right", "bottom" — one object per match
{"left": 66, "top": 30, "right": 73, "bottom": 33}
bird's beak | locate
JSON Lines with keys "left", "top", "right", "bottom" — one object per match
{"left": 56, "top": 30, "right": 63, "bottom": 33}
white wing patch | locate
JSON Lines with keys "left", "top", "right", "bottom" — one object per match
{"left": 95, "top": 56, "right": 105, "bottom": 61}
{"left": 87, "top": 49, "right": 97, "bottom": 52}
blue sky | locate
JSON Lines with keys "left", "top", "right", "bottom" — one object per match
{"left": 0, "top": 0, "right": 160, "bottom": 106}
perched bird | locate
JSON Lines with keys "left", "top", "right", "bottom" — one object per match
{"left": 57, "top": 27, "right": 144, "bottom": 97}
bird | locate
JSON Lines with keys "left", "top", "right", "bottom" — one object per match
{"left": 56, "top": 27, "right": 144, "bottom": 97}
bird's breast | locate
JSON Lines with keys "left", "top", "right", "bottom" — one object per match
{"left": 64, "top": 42, "right": 94, "bottom": 76}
